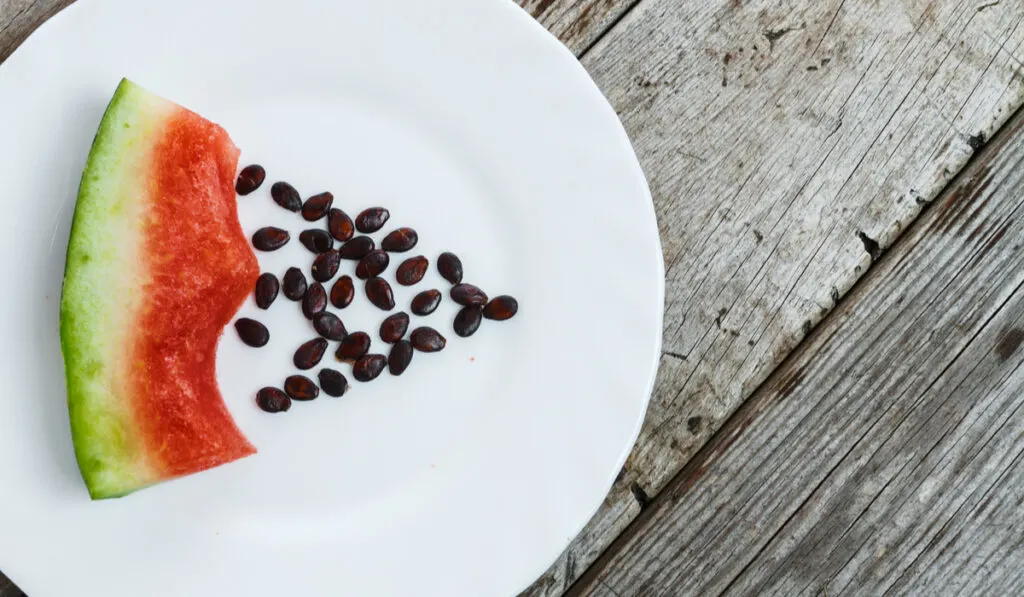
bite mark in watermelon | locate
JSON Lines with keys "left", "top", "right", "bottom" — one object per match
{"left": 60, "top": 79, "right": 258, "bottom": 499}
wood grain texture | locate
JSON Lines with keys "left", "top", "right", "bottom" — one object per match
{"left": 517, "top": 0, "right": 640, "bottom": 55}
{"left": 571, "top": 101, "right": 1024, "bottom": 595}
{"left": 522, "top": 1, "right": 1024, "bottom": 594}
{"left": 0, "top": 0, "right": 72, "bottom": 63}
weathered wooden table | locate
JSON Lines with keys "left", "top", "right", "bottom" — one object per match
{"left": 5, "top": 0, "right": 1024, "bottom": 595}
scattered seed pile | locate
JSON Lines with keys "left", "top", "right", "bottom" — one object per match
{"left": 233, "top": 165, "right": 519, "bottom": 413}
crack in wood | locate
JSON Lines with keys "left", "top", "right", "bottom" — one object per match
{"left": 857, "top": 231, "right": 882, "bottom": 262}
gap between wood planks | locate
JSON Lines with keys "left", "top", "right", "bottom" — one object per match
{"left": 519, "top": 0, "right": 644, "bottom": 57}
{"left": 563, "top": 93, "right": 1024, "bottom": 597}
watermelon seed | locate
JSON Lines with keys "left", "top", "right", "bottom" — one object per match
{"left": 388, "top": 340, "right": 414, "bottom": 376}
{"left": 411, "top": 289, "right": 442, "bottom": 316}
{"left": 330, "top": 275, "right": 355, "bottom": 309}
{"left": 453, "top": 306, "right": 483, "bottom": 338}
{"left": 313, "top": 311, "right": 347, "bottom": 341}
{"left": 353, "top": 354, "right": 388, "bottom": 382}
{"left": 395, "top": 255, "right": 429, "bottom": 286}
{"left": 284, "top": 375, "right": 320, "bottom": 401}
{"left": 437, "top": 252, "right": 464, "bottom": 285}
{"left": 235, "top": 318, "right": 270, "bottom": 347}
{"left": 338, "top": 236, "right": 375, "bottom": 260}
{"left": 235, "top": 164, "right": 266, "bottom": 195}
{"left": 311, "top": 250, "right": 341, "bottom": 282}
{"left": 270, "top": 181, "right": 302, "bottom": 212}
{"left": 299, "top": 229, "right": 334, "bottom": 254}
{"left": 335, "top": 332, "right": 371, "bottom": 363}
{"left": 484, "top": 295, "right": 519, "bottom": 321}
{"left": 256, "top": 387, "right": 291, "bottom": 413}
{"left": 379, "top": 312, "right": 410, "bottom": 343}
{"left": 365, "top": 277, "right": 396, "bottom": 311}
{"left": 282, "top": 267, "right": 308, "bottom": 301}
{"left": 381, "top": 227, "right": 418, "bottom": 252}
{"left": 410, "top": 327, "right": 447, "bottom": 353}
{"left": 328, "top": 208, "right": 355, "bottom": 242}
{"left": 450, "top": 283, "right": 488, "bottom": 307}
{"left": 254, "top": 273, "right": 279, "bottom": 310}
{"left": 355, "top": 249, "right": 390, "bottom": 280}
{"left": 355, "top": 207, "right": 390, "bottom": 233}
{"left": 252, "top": 227, "right": 290, "bottom": 251}
{"left": 302, "top": 192, "right": 334, "bottom": 222}
{"left": 302, "top": 282, "right": 327, "bottom": 319}
{"left": 294, "top": 338, "right": 329, "bottom": 370}
{"left": 319, "top": 368, "right": 349, "bottom": 397}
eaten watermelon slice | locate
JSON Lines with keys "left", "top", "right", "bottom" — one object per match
{"left": 60, "top": 79, "right": 258, "bottom": 499}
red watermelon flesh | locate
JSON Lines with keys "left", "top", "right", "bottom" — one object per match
{"left": 60, "top": 79, "right": 258, "bottom": 499}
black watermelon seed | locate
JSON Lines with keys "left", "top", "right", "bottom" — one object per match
{"left": 353, "top": 354, "right": 387, "bottom": 382}
{"left": 335, "top": 332, "right": 371, "bottom": 363}
{"left": 299, "top": 229, "right": 335, "bottom": 254}
{"left": 355, "top": 207, "right": 390, "bottom": 233}
{"left": 311, "top": 250, "right": 341, "bottom": 282}
{"left": 302, "top": 282, "right": 327, "bottom": 319}
{"left": 330, "top": 275, "right": 355, "bottom": 309}
{"left": 410, "top": 289, "right": 442, "bottom": 315}
{"left": 284, "top": 375, "right": 320, "bottom": 401}
{"left": 453, "top": 306, "right": 483, "bottom": 338}
{"left": 254, "top": 273, "right": 279, "bottom": 310}
{"left": 437, "top": 252, "right": 463, "bottom": 285}
{"left": 252, "top": 227, "right": 290, "bottom": 251}
{"left": 256, "top": 387, "right": 291, "bottom": 413}
{"left": 235, "top": 165, "right": 266, "bottom": 195}
{"left": 313, "top": 311, "right": 347, "bottom": 341}
{"left": 381, "top": 227, "right": 418, "bottom": 252}
{"left": 338, "top": 236, "right": 375, "bottom": 260}
{"left": 301, "top": 192, "right": 334, "bottom": 221}
{"left": 388, "top": 340, "right": 413, "bottom": 376}
{"left": 294, "top": 338, "right": 329, "bottom": 370}
{"left": 235, "top": 318, "right": 270, "bottom": 347}
{"left": 270, "top": 181, "right": 302, "bottom": 211}
{"left": 379, "top": 312, "right": 410, "bottom": 343}
{"left": 319, "top": 368, "right": 349, "bottom": 397}
{"left": 282, "top": 267, "right": 308, "bottom": 301}
{"left": 410, "top": 327, "right": 446, "bottom": 352}
{"left": 328, "top": 208, "right": 355, "bottom": 242}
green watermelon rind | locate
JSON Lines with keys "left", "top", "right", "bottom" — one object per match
{"left": 60, "top": 79, "right": 172, "bottom": 500}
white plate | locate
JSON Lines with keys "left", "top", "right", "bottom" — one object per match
{"left": 0, "top": 0, "right": 662, "bottom": 595}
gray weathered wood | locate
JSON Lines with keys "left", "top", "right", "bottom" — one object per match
{"left": 518, "top": 0, "right": 640, "bottom": 55}
{"left": 570, "top": 101, "right": 1024, "bottom": 595}
{"left": 0, "top": 0, "right": 72, "bottom": 63}
{"left": 523, "top": 1, "right": 1024, "bottom": 594}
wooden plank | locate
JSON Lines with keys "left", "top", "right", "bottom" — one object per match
{"left": 569, "top": 99, "right": 1024, "bottom": 595}
{"left": 522, "top": 1, "right": 1024, "bottom": 594}
{"left": 518, "top": 0, "right": 640, "bottom": 55}
{"left": 0, "top": 0, "right": 72, "bottom": 63}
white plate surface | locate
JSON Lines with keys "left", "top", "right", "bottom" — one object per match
{"left": 0, "top": 1, "right": 663, "bottom": 595}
